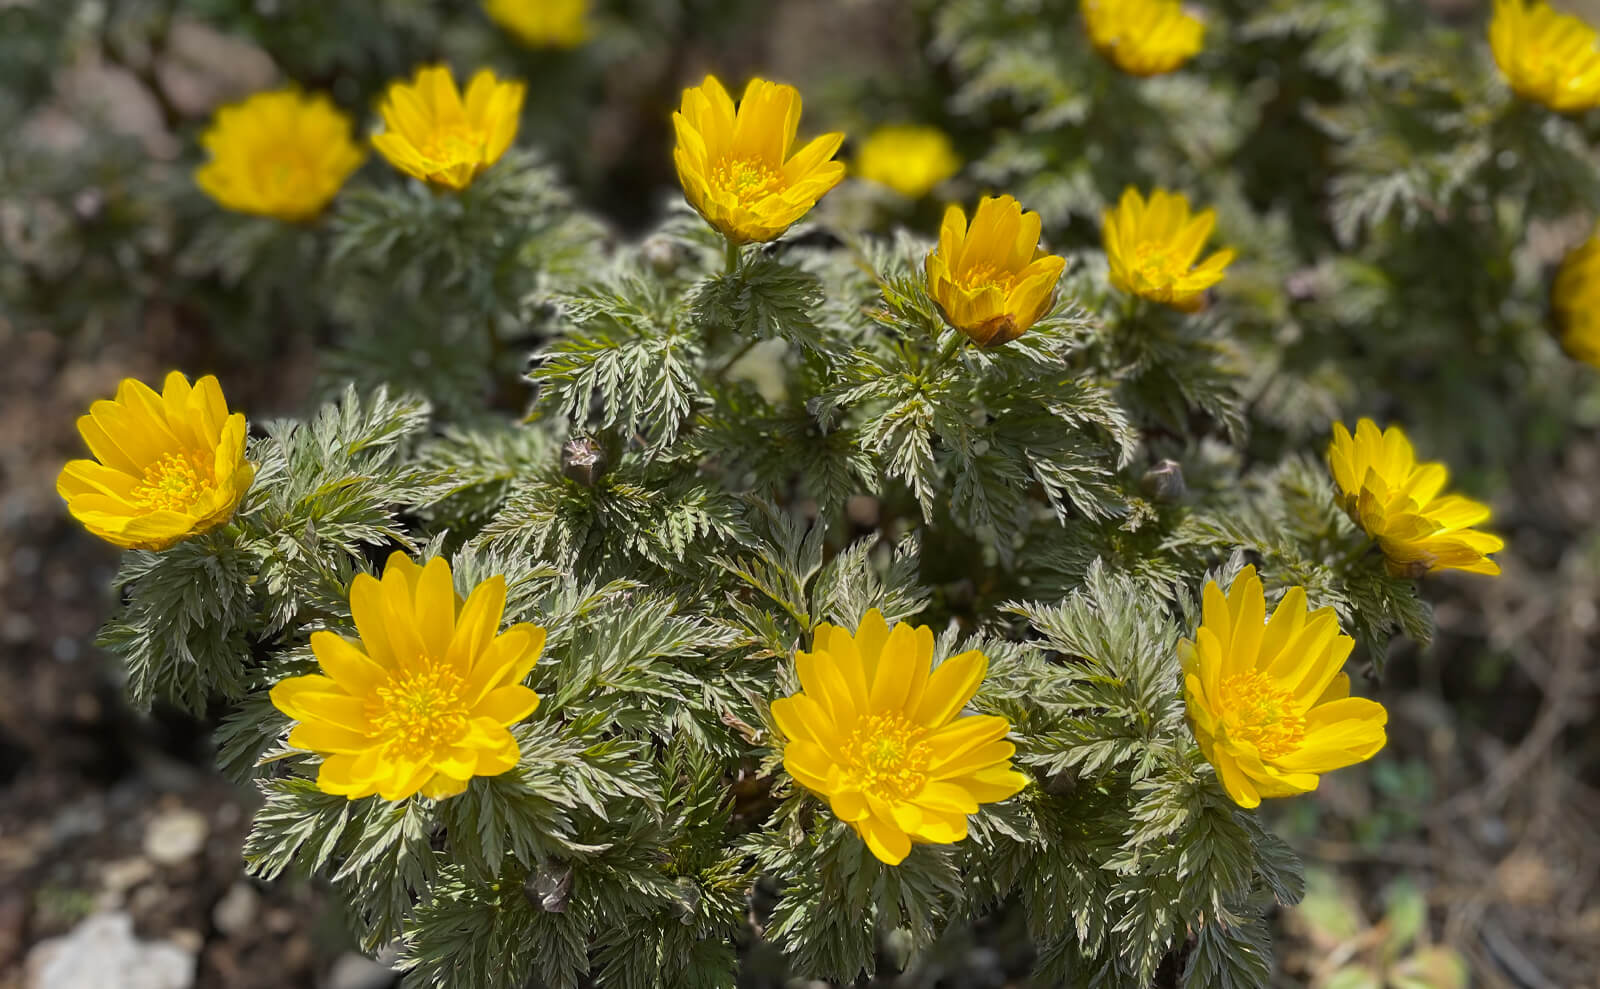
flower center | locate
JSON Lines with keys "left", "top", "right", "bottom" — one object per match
{"left": 370, "top": 664, "right": 470, "bottom": 758}
{"left": 711, "top": 156, "right": 787, "bottom": 205}
{"left": 842, "top": 712, "right": 932, "bottom": 800}
{"left": 1132, "top": 241, "right": 1180, "bottom": 288}
{"left": 418, "top": 126, "right": 487, "bottom": 167}
{"left": 129, "top": 451, "right": 215, "bottom": 514}
{"left": 958, "top": 261, "right": 1018, "bottom": 295}
{"left": 1218, "top": 672, "right": 1305, "bottom": 759}
{"left": 256, "top": 152, "right": 324, "bottom": 199}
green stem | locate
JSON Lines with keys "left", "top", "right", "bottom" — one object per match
{"left": 926, "top": 332, "right": 968, "bottom": 380}
{"left": 723, "top": 237, "right": 742, "bottom": 277}
{"left": 1336, "top": 535, "right": 1377, "bottom": 572}
{"left": 712, "top": 337, "right": 759, "bottom": 382}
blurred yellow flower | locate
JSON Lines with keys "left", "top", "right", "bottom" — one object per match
{"left": 194, "top": 89, "right": 364, "bottom": 221}
{"left": 57, "top": 372, "right": 255, "bottom": 552}
{"left": 1103, "top": 187, "right": 1235, "bottom": 312}
{"left": 672, "top": 75, "right": 846, "bottom": 244}
{"left": 1553, "top": 232, "right": 1600, "bottom": 367}
{"left": 925, "top": 195, "right": 1067, "bottom": 347}
{"left": 771, "top": 609, "right": 1029, "bottom": 865}
{"left": 484, "top": 0, "right": 590, "bottom": 48}
{"left": 1489, "top": 0, "right": 1600, "bottom": 113}
{"left": 1081, "top": 0, "right": 1204, "bottom": 77}
{"left": 271, "top": 552, "right": 546, "bottom": 802}
{"left": 1328, "top": 420, "right": 1503, "bottom": 577}
{"left": 1182, "top": 566, "right": 1387, "bottom": 809}
{"left": 856, "top": 125, "right": 961, "bottom": 199}
{"left": 372, "top": 66, "right": 526, "bottom": 191}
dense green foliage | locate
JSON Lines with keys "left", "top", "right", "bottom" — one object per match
{"left": 9, "top": 1, "right": 1595, "bottom": 986}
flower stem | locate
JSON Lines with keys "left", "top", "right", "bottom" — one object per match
{"left": 1336, "top": 536, "right": 1377, "bottom": 572}
{"left": 926, "top": 332, "right": 967, "bottom": 379}
{"left": 723, "top": 238, "right": 742, "bottom": 277}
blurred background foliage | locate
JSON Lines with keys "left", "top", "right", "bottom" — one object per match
{"left": 2, "top": 1, "right": 1598, "bottom": 987}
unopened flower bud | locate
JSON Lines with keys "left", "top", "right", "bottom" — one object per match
{"left": 524, "top": 864, "right": 573, "bottom": 913}
{"left": 562, "top": 435, "right": 609, "bottom": 487}
{"left": 1140, "top": 459, "right": 1187, "bottom": 502}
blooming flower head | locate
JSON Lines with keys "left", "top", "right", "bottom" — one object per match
{"left": 1103, "top": 187, "right": 1235, "bottom": 313}
{"left": 372, "top": 66, "right": 526, "bottom": 191}
{"left": 1181, "top": 566, "right": 1387, "bottom": 809}
{"left": 856, "top": 125, "right": 961, "bottom": 200}
{"left": 484, "top": 0, "right": 590, "bottom": 48}
{"left": 672, "top": 75, "right": 846, "bottom": 244}
{"left": 1081, "top": 0, "right": 1204, "bottom": 77}
{"left": 771, "top": 609, "right": 1029, "bottom": 865}
{"left": 270, "top": 552, "right": 546, "bottom": 802}
{"left": 1489, "top": 0, "right": 1600, "bottom": 113}
{"left": 194, "top": 89, "right": 364, "bottom": 222}
{"left": 57, "top": 372, "right": 255, "bottom": 551}
{"left": 1553, "top": 231, "right": 1600, "bottom": 367}
{"left": 1328, "top": 420, "right": 1504, "bottom": 577}
{"left": 925, "top": 195, "right": 1067, "bottom": 347}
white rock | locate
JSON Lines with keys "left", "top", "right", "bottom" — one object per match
{"left": 211, "top": 883, "right": 259, "bottom": 938}
{"left": 25, "top": 911, "right": 195, "bottom": 989}
{"left": 142, "top": 809, "right": 209, "bottom": 866}
{"left": 325, "top": 950, "right": 396, "bottom": 989}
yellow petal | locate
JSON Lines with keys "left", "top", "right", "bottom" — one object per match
{"left": 913, "top": 650, "right": 988, "bottom": 727}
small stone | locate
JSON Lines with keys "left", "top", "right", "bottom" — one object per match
{"left": 845, "top": 495, "right": 879, "bottom": 528}
{"left": 143, "top": 809, "right": 208, "bottom": 866}
{"left": 24, "top": 911, "right": 195, "bottom": 989}
{"left": 101, "top": 858, "right": 156, "bottom": 897}
{"left": 211, "top": 883, "right": 259, "bottom": 938}
{"left": 325, "top": 950, "right": 396, "bottom": 989}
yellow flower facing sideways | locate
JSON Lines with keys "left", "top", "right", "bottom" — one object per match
{"left": 856, "top": 125, "right": 961, "bottom": 200}
{"left": 925, "top": 195, "right": 1067, "bottom": 347}
{"left": 485, "top": 0, "right": 590, "bottom": 48}
{"left": 57, "top": 372, "right": 255, "bottom": 551}
{"left": 195, "top": 89, "right": 364, "bottom": 222}
{"left": 271, "top": 553, "right": 547, "bottom": 802}
{"left": 372, "top": 66, "right": 526, "bottom": 191}
{"left": 1081, "top": 0, "right": 1204, "bottom": 77}
{"left": 1182, "top": 567, "right": 1387, "bottom": 809}
{"left": 1489, "top": 0, "right": 1600, "bottom": 113}
{"left": 771, "top": 609, "right": 1030, "bottom": 866}
{"left": 1328, "top": 420, "right": 1504, "bottom": 577}
{"left": 1553, "top": 232, "right": 1600, "bottom": 367}
{"left": 673, "top": 75, "right": 846, "bottom": 244}
{"left": 1103, "top": 187, "right": 1236, "bottom": 313}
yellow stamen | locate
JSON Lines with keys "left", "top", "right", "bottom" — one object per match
{"left": 842, "top": 712, "right": 933, "bottom": 799}
{"left": 129, "top": 452, "right": 215, "bottom": 513}
{"left": 371, "top": 664, "right": 469, "bottom": 758}
{"left": 711, "top": 156, "right": 786, "bottom": 204}
{"left": 958, "top": 261, "right": 1017, "bottom": 295}
{"left": 1218, "top": 672, "right": 1305, "bottom": 759}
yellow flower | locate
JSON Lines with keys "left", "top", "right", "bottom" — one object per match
{"left": 485, "top": 0, "right": 590, "bottom": 48}
{"left": 372, "top": 66, "right": 526, "bottom": 191}
{"left": 771, "top": 609, "right": 1030, "bottom": 866}
{"left": 1553, "top": 232, "right": 1600, "bottom": 367}
{"left": 1181, "top": 566, "right": 1387, "bottom": 809}
{"left": 270, "top": 552, "right": 546, "bottom": 802}
{"left": 1328, "top": 420, "right": 1504, "bottom": 577}
{"left": 856, "top": 125, "right": 961, "bottom": 199}
{"left": 1081, "top": 0, "right": 1204, "bottom": 77}
{"left": 672, "top": 75, "right": 846, "bottom": 245}
{"left": 925, "top": 195, "right": 1067, "bottom": 347}
{"left": 1489, "top": 0, "right": 1600, "bottom": 113}
{"left": 56, "top": 372, "right": 256, "bottom": 552}
{"left": 194, "top": 89, "right": 364, "bottom": 222}
{"left": 1103, "top": 187, "right": 1235, "bottom": 312}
